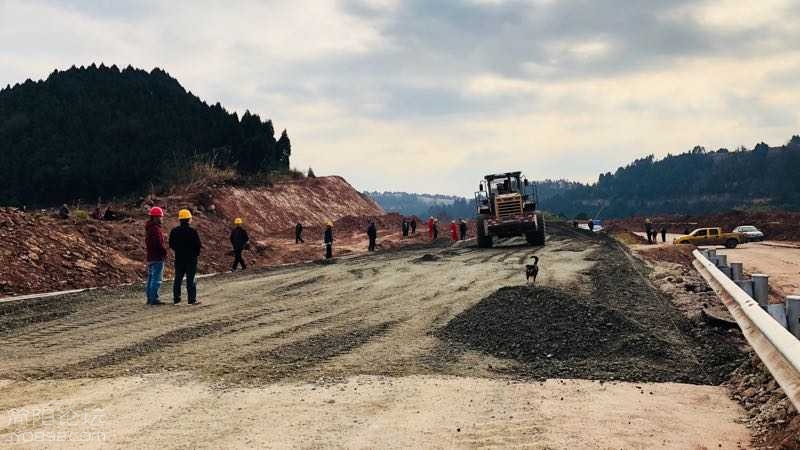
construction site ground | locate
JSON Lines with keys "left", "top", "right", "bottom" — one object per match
{"left": 0, "top": 224, "right": 753, "bottom": 448}
{"left": 717, "top": 241, "right": 800, "bottom": 301}
{"left": 633, "top": 231, "right": 800, "bottom": 302}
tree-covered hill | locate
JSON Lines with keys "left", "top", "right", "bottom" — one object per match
{"left": 538, "top": 137, "right": 800, "bottom": 219}
{"left": 0, "top": 64, "right": 291, "bottom": 206}
{"left": 365, "top": 191, "right": 474, "bottom": 219}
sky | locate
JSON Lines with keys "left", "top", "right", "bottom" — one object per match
{"left": 1, "top": 0, "right": 799, "bottom": 196}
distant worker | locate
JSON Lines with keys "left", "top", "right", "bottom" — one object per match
{"left": 660, "top": 226, "right": 667, "bottom": 243}
{"left": 295, "top": 223, "right": 304, "bottom": 244}
{"left": 588, "top": 220, "right": 594, "bottom": 232}
{"left": 324, "top": 220, "right": 334, "bottom": 259}
{"left": 410, "top": 218, "right": 417, "bottom": 234}
{"left": 230, "top": 217, "right": 249, "bottom": 271}
{"left": 144, "top": 206, "right": 167, "bottom": 306}
{"left": 450, "top": 220, "right": 458, "bottom": 241}
{"left": 645, "top": 218, "right": 653, "bottom": 244}
{"left": 169, "top": 209, "right": 202, "bottom": 305}
{"left": 683, "top": 227, "right": 690, "bottom": 235}
{"left": 367, "top": 221, "right": 377, "bottom": 251}
{"left": 427, "top": 217, "right": 434, "bottom": 240}
{"left": 433, "top": 219, "right": 439, "bottom": 240}
{"left": 58, "top": 203, "right": 70, "bottom": 219}
{"left": 573, "top": 220, "right": 578, "bottom": 228}
{"left": 401, "top": 219, "right": 409, "bottom": 238}
{"left": 459, "top": 219, "right": 468, "bottom": 240}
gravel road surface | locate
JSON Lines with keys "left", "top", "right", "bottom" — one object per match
{"left": 0, "top": 224, "right": 750, "bottom": 448}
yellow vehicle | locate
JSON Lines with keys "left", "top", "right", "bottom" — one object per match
{"left": 673, "top": 227, "right": 746, "bottom": 249}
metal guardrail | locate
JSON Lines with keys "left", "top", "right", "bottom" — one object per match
{"left": 693, "top": 249, "right": 800, "bottom": 410}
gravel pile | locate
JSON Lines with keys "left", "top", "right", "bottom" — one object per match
{"left": 438, "top": 230, "right": 745, "bottom": 384}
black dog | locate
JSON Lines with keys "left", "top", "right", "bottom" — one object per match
{"left": 525, "top": 255, "right": 539, "bottom": 285}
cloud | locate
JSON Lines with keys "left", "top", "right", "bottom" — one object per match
{"left": 1, "top": 0, "right": 799, "bottom": 196}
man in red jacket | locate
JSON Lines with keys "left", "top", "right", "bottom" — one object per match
{"left": 145, "top": 206, "right": 168, "bottom": 305}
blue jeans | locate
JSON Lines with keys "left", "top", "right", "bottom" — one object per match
{"left": 146, "top": 261, "right": 164, "bottom": 304}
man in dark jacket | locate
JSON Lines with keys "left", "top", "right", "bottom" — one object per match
{"left": 660, "top": 226, "right": 667, "bottom": 243}
{"left": 145, "top": 207, "right": 167, "bottom": 305}
{"left": 169, "top": 209, "right": 202, "bottom": 305}
{"left": 367, "top": 221, "right": 377, "bottom": 251}
{"left": 459, "top": 219, "right": 468, "bottom": 240}
{"left": 410, "top": 218, "right": 417, "bottom": 234}
{"left": 401, "top": 219, "right": 408, "bottom": 238}
{"left": 324, "top": 221, "right": 334, "bottom": 259}
{"left": 230, "top": 217, "right": 249, "bottom": 271}
{"left": 295, "top": 223, "right": 304, "bottom": 244}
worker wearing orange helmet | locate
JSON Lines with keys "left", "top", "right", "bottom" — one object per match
{"left": 169, "top": 209, "right": 202, "bottom": 305}
{"left": 144, "top": 206, "right": 167, "bottom": 305}
{"left": 230, "top": 217, "right": 249, "bottom": 271}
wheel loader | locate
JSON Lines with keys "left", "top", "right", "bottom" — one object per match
{"left": 474, "top": 171, "right": 545, "bottom": 248}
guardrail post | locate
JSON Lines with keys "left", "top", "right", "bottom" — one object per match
{"left": 736, "top": 279, "right": 754, "bottom": 297}
{"left": 768, "top": 302, "right": 789, "bottom": 329}
{"left": 716, "top": 254, "right": 727, "bottom": 268}
{"left": 788, "top": 295, "right": 800, "bottom": 339}
{"left": 753, "top": 274, "right": 770, "bottom": 310}
{"left": 720, "top": 266, "right": 733, "bottom": 279}
{"left": 706, "top": 249, "right": 716, "bottom": 258}
{"left": 730, "top": 262, "right": 744, "bottom": 281}
{"left": 693, "top": 248, "right": 800, "bottom": 410}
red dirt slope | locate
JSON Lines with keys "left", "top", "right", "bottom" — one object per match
{"left": 0, "top": 177, "right": 427, "bottom": 297}
{"left": 210, "top": 176, "right": 384, "bottom": 236}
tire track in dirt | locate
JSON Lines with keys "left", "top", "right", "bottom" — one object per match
{"left": 234, "top": 321, "right": 399, "bottom": 382}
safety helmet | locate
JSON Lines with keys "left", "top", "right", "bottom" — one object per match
{"left": 148, "top": 206, "right": 164, "bottom": 217}
{"left": 178, "top": 209, "right": 192, "bottom": 220}
{"left": 234, "top": 217, "right": 243, "bottom": 225}
{"left": 325, "top": 220, "right": 333, "bottom": 227}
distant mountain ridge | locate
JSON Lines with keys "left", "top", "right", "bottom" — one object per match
{"left": 0, "top": 64, "right": 291, "bottom": 205}
{"left": 365, "top": 191, "right": 473, "bottom": 219}
{"left": 535, "top": 136, "right": 800, "bottom": 219}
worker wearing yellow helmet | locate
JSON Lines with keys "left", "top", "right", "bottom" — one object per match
{"left": 178, "top": 209, "right": 192, "bottom": 220}
{"left": 230, "top": 217, "right": 249, "bottom": 271}
{"left": 324, "top": 220, "right": 334, "bottom": 259}
{"left": 169, "top": 208, "right": 202, "bottom": 305}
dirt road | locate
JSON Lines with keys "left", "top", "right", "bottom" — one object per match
{"left": 718, "top": 241, "right": 800, "bottom": 300}
{"left": 633, "top": 234, "right": 800, "bottom": 301}
{"left": 0, "top": 225, "right": 750, "bottom": 448}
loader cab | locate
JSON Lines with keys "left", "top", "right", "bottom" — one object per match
{"left": 474, "top": 171, "right": 537, "bottom": 216}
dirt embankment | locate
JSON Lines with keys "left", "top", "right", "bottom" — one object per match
{"left": 0, "top": 176, "right": 425, "bottom": 297}
{"left": 605, "top": 210, "right": 800, "bottom": 241}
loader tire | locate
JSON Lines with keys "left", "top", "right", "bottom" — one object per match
{"left": 725, "top": 239, "right": 738, "bottom": 249}
{"left": 526, "top": 213, "right": 546, "bottom": 246}
{"left": 477, "top": 216, "right": 493, "bottom": 248}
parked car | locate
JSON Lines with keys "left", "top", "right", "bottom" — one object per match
{"left": 673, "top": 227, "right": 747, "bottom": 248}
{"left": 733, "top": 225, "right": 765, "bottom": 242}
